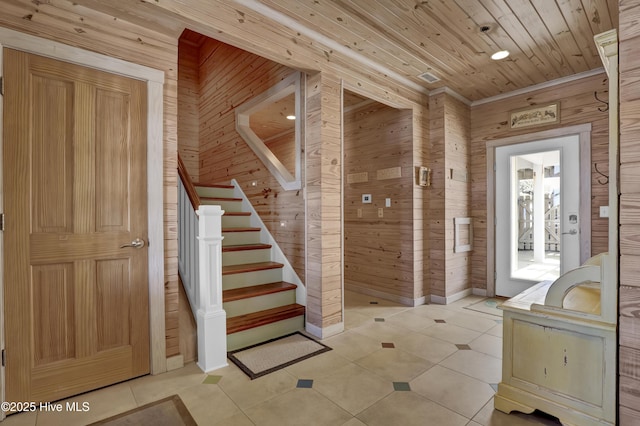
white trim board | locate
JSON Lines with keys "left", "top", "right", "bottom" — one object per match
{"left": 427, "top": 69, "right": 606, "bottom": 107}
{"left": 0, "top": 27, "right": 167, "bottom": 382}
{"left": 345, "top": 283, "right": 427, "bottom": 307}
{"left": 430, "top": 288, "right": 473, "bottom": 305}
{"left": 471, "top": 68, "right": 605, "bottom": 106}
{"left": 305, "top": 321, "right": 344, "bottom": 340}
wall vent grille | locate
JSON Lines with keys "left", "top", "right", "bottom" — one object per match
{"left": 418, "top": 71, "right": 440, "bottom": 84}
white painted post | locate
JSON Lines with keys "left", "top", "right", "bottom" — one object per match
{"left": 196, "top": 205, "right": 228, "bottom": 372}
{"left": 533, "top": 162, "right": 545, "bottom": 263}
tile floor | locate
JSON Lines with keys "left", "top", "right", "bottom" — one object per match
{"left": 3, "top": 291, "right": 562, "bottom": 426}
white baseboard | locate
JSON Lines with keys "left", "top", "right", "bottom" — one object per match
{"left": 166, "top": 355, "right": 184, "bottom": 372}
{"left": 472, "top": 288, "right": 488, "bottom": 297}
{"left": 430, "top": 288, "right": 472, "bottom": 305}
{"left": 346, "top": 284, "right": 427, "bottom": 307}
{"left": 305, "top": 321, "right": 344, "bottom": 339}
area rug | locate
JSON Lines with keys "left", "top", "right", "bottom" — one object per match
{"left": 463, "top": 297, "right": 505, "bottom": 317}
{"left": 89, "top": 395, "right": 196, "bottom": 426}
{"left": 228, "top": 332, "right": 332, "bottom": 379}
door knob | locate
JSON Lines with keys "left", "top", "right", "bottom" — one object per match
{"left": 120, "top": 238, "right": 146, "bottom": 248}
{"left": 562, "top": 229, "right": 578, "bottom": 235}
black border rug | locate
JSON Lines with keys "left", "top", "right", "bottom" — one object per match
{"left": 228, "top": 332, "right": 332, "bottom": 380}
{"left": 89, "top": 395, "right": 197, "bottom": 426}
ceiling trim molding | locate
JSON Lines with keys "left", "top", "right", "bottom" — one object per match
{"left": 471, "top": 68, "right": 606, "bottom": 107}
{"left": 428, "top": 87, "right": 472, "bottom": 105}
{"left": 233, "top": 0, "right": 430, "bottom": 96}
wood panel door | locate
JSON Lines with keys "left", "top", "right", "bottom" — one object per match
{"left": 3, "top": 48, "right": 149, "bottom": 404}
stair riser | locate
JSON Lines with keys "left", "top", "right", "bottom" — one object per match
{"left": 201, "top": 199, "right": 243, "bottom": 212}
{"left": 223, "top": 249, "right": 271, "bottom": 266}
{"left": 224, "top": 291, "right": 296, "bottom": 318}
{"left": 222, "top": 215, "right": 251, "bottom": 228}
{"left": 196, "top": 186, "right": 235, "bottom": 198}
{"left": 223, "top": 231, "right": 261, "bottom": 246}
{"left": 227, "top": 315, "right": 305, "bottom": 351}
{"left": 223, "top": 268, "right": 283, "bottom": 290}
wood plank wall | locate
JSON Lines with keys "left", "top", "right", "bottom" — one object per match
{"left": 178, "top": 36, "right": 200, "bottom": 181}
{"left": 444, "top": 95, "right": 472, "bottom": 297}
{"left": 413, "top": 101, "right": 431, "bottom": 301}
{"left": 305, "top": 72, "right": 343, "bottom": 331}
{"left": 429, "top": 94, "right": 447, "bottom": 298}
{"left": 429, "top": 93, "right": 472, "bottom": 298}
{"left": 264, "top": 131, "right": 296, "bottom": 177}
{"left": 343, "top": 101, "right": 415, "bottom": 302}
{"left": 470, "top": 74, "right": 610, "bottom": 292}
{"left": 195, "top": 38, "right": 306, "bottom": 281}
{"left": 618, "top": 1, "right": 640, "bottom": 422}
{"left": 0, "top": 0, "right": 182, "bottom": 358}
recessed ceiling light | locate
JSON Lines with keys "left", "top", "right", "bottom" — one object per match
{"left": 491, "top": 50, "right": 510, "bottom": 60}
{"left": 286, "top": 115, "right": 296, "bottom": 120}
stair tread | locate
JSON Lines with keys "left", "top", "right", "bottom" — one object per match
{"left": 223, "top": 243, "right": 272, "bottom": 252}
{"left": 201, "top": 196, "right": 242, "bottom": 202}
{"left": 227, "top": 304, "right": 305, "bottom": 334}
{"left": 222, "top": 227, "right": 261, "bottom": 233}
{"left": 194, "top": 183, "right": 234, "bottom": 189}
{"left": 223, "top": 282, "right": 297, "bottom": 302}
{"left": 222, "top": 261, "right": 284, "bottom": 275}
{"left": 224, "top": 212, "right": 251, "bottom": 216}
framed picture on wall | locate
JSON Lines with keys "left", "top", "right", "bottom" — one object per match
{"left": 510, "top": 102, "right": 560, "bottom": 129}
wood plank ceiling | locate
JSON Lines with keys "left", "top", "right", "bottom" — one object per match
{"left": 242, "top": 0, "right": 618, "bottom": 101}
{"left": 61, "top": 0, "right": 617, "bottom": 101}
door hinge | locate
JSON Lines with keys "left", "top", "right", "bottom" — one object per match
{"left": 2, "top": 349, "right": 5, "bottom": 367}
{"left": 0, "top": 213, "right": 4, "bottom": 231}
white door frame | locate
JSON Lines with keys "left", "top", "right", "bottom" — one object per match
{"left": 486, "top": 124, "right": 592, "bottom": 297}
{"left": 0, "top": 27, "right": 167, "bottom": 410}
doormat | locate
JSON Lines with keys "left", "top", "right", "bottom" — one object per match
{"left": 88, "top": 395, "right": 196, "bottom": 426}
{"left": 463, "top": 297, "right": 505, "bottom": 317}
{"left": 228, "top": 332, "right": 332, "bottom": 380}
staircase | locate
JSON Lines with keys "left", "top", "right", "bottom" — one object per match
{"left": 194, "top": 182, "right": 305, "bottom": 351}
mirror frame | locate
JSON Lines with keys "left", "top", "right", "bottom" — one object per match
{"left": 235, "top": 72, "right": 304, "bottom": 190}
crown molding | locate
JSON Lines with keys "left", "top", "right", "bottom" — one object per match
{"left": 471, "top": 68, "right": 606, "bottom": 106}
{"left": 428, "top": 86, "right": 472, "bottom": 105}
{"left": 233, "top": 0, "right": 430, "bottom": 96}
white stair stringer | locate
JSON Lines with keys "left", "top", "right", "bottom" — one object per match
{"left": 230, "top": 179, "right": 307, "bottom": 307}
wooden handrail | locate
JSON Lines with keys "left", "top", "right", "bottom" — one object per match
{"left": 178, "top": 154, "right": 200, "bottom": 210}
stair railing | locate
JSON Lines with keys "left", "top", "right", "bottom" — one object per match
{"left": 177, "top": 155, "right": 227, "bottom": 372}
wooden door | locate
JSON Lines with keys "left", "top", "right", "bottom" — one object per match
{"left": 3, "top": 48, "right": 149, "bottom": 403}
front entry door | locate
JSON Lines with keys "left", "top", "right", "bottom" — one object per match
{"left": 495, "top": 135, "right": 582, "bottom": 297}
{"left": 3, "top": 49, "right": 150, "bottom": 403}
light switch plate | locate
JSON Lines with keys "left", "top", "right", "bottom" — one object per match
{"left": 385, "top": 198, "right": 391, "bottom": 207}
{"left": 378, "top": 208, "right": 383, "bottom": 218}
{"left": 600, "top": 206, "right": 609, "bottom": 218}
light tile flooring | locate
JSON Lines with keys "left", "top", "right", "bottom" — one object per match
{"left": 3, "top": 291, "right": 562, "bottom": 426}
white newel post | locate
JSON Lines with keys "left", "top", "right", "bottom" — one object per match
{"left": 196, "top": 205, "right": 228, "bottom": 372}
